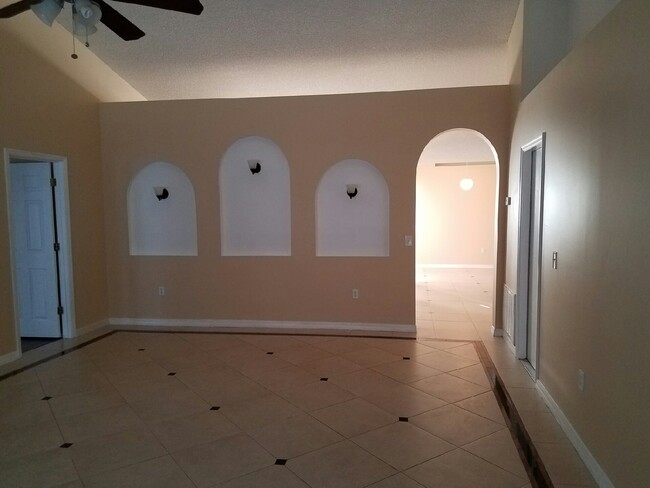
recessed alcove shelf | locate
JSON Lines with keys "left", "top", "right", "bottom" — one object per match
{"left": 219, "top": 136, "right": 292, "bottom": 256}
{"left": 127, "top": 161, "right": 198, "bottom": 256}
{"left": 316, "top": 159, "right": 389, "bottom": 256}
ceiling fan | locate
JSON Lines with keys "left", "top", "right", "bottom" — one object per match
{"left": 0, "top": 0, "right": 204, "bottom": 41}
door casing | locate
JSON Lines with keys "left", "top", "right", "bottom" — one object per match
{"left": 4, "top": 148, "right": 76, "bottom": 353}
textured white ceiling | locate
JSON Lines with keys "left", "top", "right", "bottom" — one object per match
{"left": 3, "top": 0, "right": 520, "bottom": 99}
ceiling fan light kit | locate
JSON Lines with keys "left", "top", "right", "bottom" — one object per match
{"left": 1, "top": 0, "right": 204, "bottom": 58}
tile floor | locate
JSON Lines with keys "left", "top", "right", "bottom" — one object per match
{"left": 0, "top": 267, "right": 596, "bottom": 488}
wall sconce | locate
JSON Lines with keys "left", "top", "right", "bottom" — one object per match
{"left": 346, "top": 184, "right": 358, "bottom": 199}
{"left": 247, "top": 159, "right": 261, "bottom": 175}
{"left": 154, "top": 186, "right": 169, "bottom": 201}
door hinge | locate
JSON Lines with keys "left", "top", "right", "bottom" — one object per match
{"left": 50, "top": 177, "right": 57, "bottom": 187}
{"left": 57, "top": 306, "right": 64, "bottom": 316}
{"left": 53, "top": 242, "right": 60, "bottom": 252}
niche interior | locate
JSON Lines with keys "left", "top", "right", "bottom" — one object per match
{"left": 316, "top": 159, "right": 389, "bottom": 256}
{"left": 219, "top": 136, "right": 291, "bottom": 256}
{"left": 127, "top": 161, "right": 198, "bottom": 256}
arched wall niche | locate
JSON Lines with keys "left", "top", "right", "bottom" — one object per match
{"left": 127, "top": 161, "right": 198, "bottom": 256}
{"left": 316, "top": 159, "right": 389, "bottom": 257}
{"left": 219, "top": 136, "right": 291, "bottom": 256}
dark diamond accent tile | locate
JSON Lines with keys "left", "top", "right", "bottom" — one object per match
{"left": 399, "top": 417, "right": 409, "bottom": 422}
{"left": 275, "top": 459, "right": 287, "bottom": 465}
{"left": 320, "top": 377, "right": 328, "bottom": 381}
{"left": 168, "top": 372, "right": 177, "bottom": 376}
{"left": 403, "top": 356, "right": 411, "bottom": 360}
{"left": 210, "top": 406, "right": 221, "bottom": 411}
{"left": 60, "top": 443, "right": 73, "bottom": 448}
{"left": 41, "top": 396, "right": 52, "bottom": 401}
{"left": 138, "top": 348, "right": 145, "bottom": 351}
{"left": 266, "top": 351, "right": 274, "bottom": 355}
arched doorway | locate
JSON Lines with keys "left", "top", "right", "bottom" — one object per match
{"left": 415, "top": 129, "right": 499, "bottom": 340}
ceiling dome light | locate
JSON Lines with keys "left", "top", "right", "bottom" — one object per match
{"left": 74, "top": 0, "right": 101, "bottom": 26}
{"left": 460, "top": 178, "right": 474, "bottom": 191}
{"left": 31, "top": 0, "right": 64, "bottom": 27}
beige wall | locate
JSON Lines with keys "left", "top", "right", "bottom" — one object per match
{"left": 506, "top": 0, "right": 650, "bottom": 485}
{"left": 100, "top": 87, "right": 511, "bottom": 327}
{"left": 0, "top": 28, "right": 109, "bottom": 356}
{"left": 416, "top": 164, "right": 496, "bottom": 266}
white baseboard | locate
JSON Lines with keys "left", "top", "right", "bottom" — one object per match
{"left": 0, "top": 350, "right": 21, "bottom": 367}
{"left": 108, "top": 317, "right": 416, "bottom": 336}
{"left": 491, "top": 325, "right": 503, "bottom": 337}
{"left": 74, "top": 318, "right": 109, "bottom": 338}
{"left": 536, "top": 381, "right": 614, "bottom": 488}
{"left": 417, "top": 264, "right": 494, "bottom": 269}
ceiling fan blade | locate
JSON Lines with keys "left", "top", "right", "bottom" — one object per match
{"left": 0, "top": 0, "right": 36, "bottom": 19}
{"left": 111, "top": 0, "right": 203, "bottom": 15}
{"left": 95, "top": 0, "right": 144, "bottom": 40}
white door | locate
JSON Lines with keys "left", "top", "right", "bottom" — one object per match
{"left": 526, "top": 148, "right": 543, "bottom": 369}
{"left": 10, "top": 162, "right": 62, "bottom": 338}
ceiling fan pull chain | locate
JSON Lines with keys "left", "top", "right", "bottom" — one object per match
{"left": 71, "top": 3, "right": 78, "bottom": 59}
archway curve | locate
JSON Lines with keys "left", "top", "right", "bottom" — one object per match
{"left": 413, "top": 127, "right": 502, "bottom": 339}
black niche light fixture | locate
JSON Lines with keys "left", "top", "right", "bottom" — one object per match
{"left": 346, "top": 183, "right": 358, "bottom": 199}
{"left": 154, "top": 186, "right": 169, "bottom": 201}
{"left": 247, "top": 159, "right": 261, "bottom": 175}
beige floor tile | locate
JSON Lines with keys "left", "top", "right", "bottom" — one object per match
{"left": 411, "top": 404, "right": 504, "bottom": 446}
{"left": 56, "top": 404, "right": 145, "bottom": 443}
{"left": 371, "top": 359, "right": 443, "bottom": 383}
{"left": 434, "top": 321, "right": 481, "bottom": 341}
{"left": 363, "top": 384, "right": 447, "bottom": 417}
{"left": 172, "top": 433, "right": 275, "bottom": 487}
{"left": 216, "top": 465, "right": 309, "bottom": 487}
{"left": 54, "top": 481, "right": 84, "bottom": 488}
{"left": 365, "top": 473, "right": 426, "bottom": 487}
{"left": 412, "top": 350, "right": 478, "bottom": 372}
{"left": 130, "top": 387, "right": 210, "bottom": 425}
{"left": 446, "top": 343, "right": 480, "bottom": 360}
{"left": 448, "top": 363, "right": 491, "bottom": 387}
{"left": 498, "top": 367, "right": 536, "bottom": 388}
{"left": 188, "top": 373, "right": 270, "bottom": 407}
{"left": 249, "top": 412, "right": 343, "bottom": 458}
{"left": 371, "top": 340, "right": 436, "bottom": 357}
{"left": 288, "top": 440, "right": 396, "bottom": 488}
{"left": 70, "top": 427, "right": 167, "bottom": 478}
{"left": 238, "top": 334, "right": 304, "bottom": 352}
{"left": 111, "top": 375, "right": 190, "bottom": 404}
{"left": 0, "top": 447, "right": 78, "bottom": 488}
{"left": 102, "top": 360, "right": 170, "bottom": 384}
{"left": 220, "top": 393, "right": 303, "bottom": 431}
{"left": 463, "top": 429, "right": 528, "bottom": 478}
{"left": 455, "top": 391, "right": 506, "bottom": 424}
{"left": 411, "top": 372, "right": 489, "bottom": 402}
{"left": 406, "top": 448, "right": 528, "bottom": 488}
{"left": 507, "top": 387, "right": 550, "bottom": 412}
{"left": 150, "top": 409, "right": 240, "bottom": 452}
{"left": 40, "top": 370, "right": 113, "bottom": 398}
{"left": 422, "top": 340, "right": 470, "bottom": 350}
{"left": 175, "top": 333, "right": 247, "bottom": 351}
{"left": 245, "top": 364, "right": 318, "bottom": 392}
{"left": 278, "top": 380, "right": 355, "bottom": 411}
{"left": 329, "top": 369, "right": 402, "bottom": 396}
{"left": 312, "top": 398, "right": 395, "bottom": 437}
{"left": 49, "top": 387, "right": 126, "bottom": 419}
{"left": 275, "top": 344, "right": 334, "bottom": 365}
{"left": 0, "top": 418, "right": 63, "bottom": 461}
{"left": 229, "top": 354, "right": 294, "bottom": 377}
{"left": 518, "top": 410, "right": 572, "bottom": 444}
{"left": 0, "top": 380, "right": 45, "bottom": 408}
{"left": 315, "top": 338, "right": 369, "bottom": 355}
{"left": 300, "top": 356, "right": 364, "bottom": 376}
{"left": 156, "top": 349, "right": 224, "bottom": 373}
{"left": 81, "top": 455, "right": 195, "bottom": 488}
{"left": 352, "top": 422, "right": 455, "bottom": 470}
{"left": 535, "top": 442, "right": 597, "bottom": 486}
{"left": 341, "top": 347, "right": 402, "bottom": 367}
{"left": 0, "top": 397, "right": 54, "bottom": 430}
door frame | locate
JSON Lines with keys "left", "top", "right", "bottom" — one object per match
{"left": 515, "top": 133, "right": 546, "bottom": 376}
{"left": 4, "top": 148, "right": 76, "bottom": 353}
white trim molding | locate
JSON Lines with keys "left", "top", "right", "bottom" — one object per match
{"left": 491, "top": 325, "right": 503, "bottom": 337}
{"left": 108, "top": 318, "right": 416, "bottom": 337}
{"left": 536, "top": 381, "right": 615, "bottom": 488}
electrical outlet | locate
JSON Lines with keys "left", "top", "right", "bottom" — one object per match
{"left": 404, "top": 235, "right": 413, "bottom": 247}
{"left": 158, "top": 286, "right": 165, "bottom": 296}
{"left": 578, "top": 369, "right": 586, "bottom": 392}
{"left": 352, "top": 288, "right": 359, "bottom": 299}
